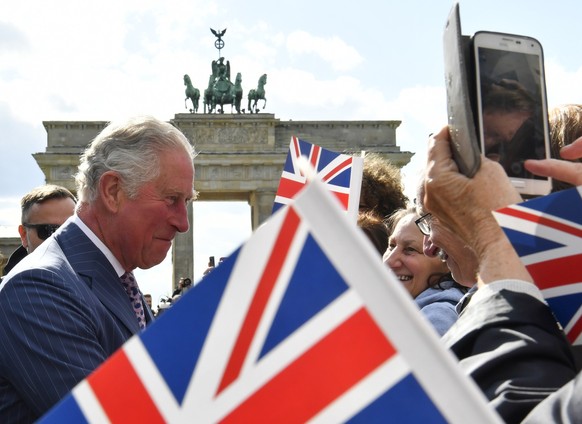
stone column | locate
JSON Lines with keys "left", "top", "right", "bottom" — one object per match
{"left": 172, "top": 201, "right": 194, "bottom": 290}
{"left": 249, "top": 189, "right": 276, "bottom": 230}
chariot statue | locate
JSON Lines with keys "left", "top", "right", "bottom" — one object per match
{"left": 182, "top": 28, "right": 268, "bottom": 114}
{"left": 204, "top": 58, "right": 243, "bottom": 114}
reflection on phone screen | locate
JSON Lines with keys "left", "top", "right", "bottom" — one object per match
{"left": 477, "top": 47, "right": 547, "bottom": 179}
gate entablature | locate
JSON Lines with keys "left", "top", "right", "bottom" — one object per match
{"left": 29, "top": 113, "right": 412, "bottom": 282}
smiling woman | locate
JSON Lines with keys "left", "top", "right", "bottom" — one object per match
{"left": 384, "top": 207, "right": 448, "bottom": 297}
{"left": 383, "top": 206, "right": 467, "bottom": 336}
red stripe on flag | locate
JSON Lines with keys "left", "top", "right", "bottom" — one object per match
{"left": 498, "top": 207, "right": 582, "bottom": 238}
{"left": 291, "top": 136, "right": 300, "bottom": 158}
{"left": 310, "top": 145, "right": 321, "bottom": 170}
{"left": 322, "top": 158, "right": 352, "bottom": 182}
{"left": 88, "top": 350, "right": 165, "bottom": 423}
{"left": 526, "top": 254, "right": 582, "bottom": 290}
{"left": 220, "top": 308, "right": 396, "bottom": 423}
{"left": 333, "top": 191, "right": 350, "bottom": 209}
{"left": 277, "top": 177, "right": 306, "bottom": 199}
{"left": 566, "top": 316, "right": 582, "bottom": 344}
{"left": 217, "top": 208, "right": 301, "bottom": 394}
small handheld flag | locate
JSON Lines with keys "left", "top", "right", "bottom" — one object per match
{"left": 272, "top": 136, "right": 363, "bottom": 222}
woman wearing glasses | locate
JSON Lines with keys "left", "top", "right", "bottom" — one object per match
{"left": 383, "top": 206, "right": 467, "bottom": 336}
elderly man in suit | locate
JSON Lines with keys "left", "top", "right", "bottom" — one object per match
{"left": 0, "top": 116, "right": 196, "bottom": 422}
{"left": 424, "top": 126, "right": 582, "bottom": 422}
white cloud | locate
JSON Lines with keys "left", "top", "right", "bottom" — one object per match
{"left": 545, "top": 58, "right": 582, "bottom": 108}
{"left": 287, "top": 30, "right": 363, "bottom": 72}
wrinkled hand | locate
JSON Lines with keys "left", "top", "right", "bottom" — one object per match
{"left": 424, "top": 126, "right": 521, "bottom": 249}
{"left": 424, "top": 126, "right": 532, "bottom": 285}
{"left": 525, "top": 136, "right": 582, "bottom": 185}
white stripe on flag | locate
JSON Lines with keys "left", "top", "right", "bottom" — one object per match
{"left": 542, "top": 282, "right": 582, "bottom": 299}
{"left": 208, "top": 290, "right": 364, "bottom": 422}
{"left": 273, "top": 195, "right": 291, "bottom": 206}
{"left": 493, "top": 210, "right": 582, "bottom": 265}
{"left": 562, "top": 304, "right": 582, "bottom": 335}
{"left": 307, "top": 355, "right": 410, "bottom": 424}
{"left": 181, "top": 210, "right": 289, "bottom": 414}
{"left": 240, "top": 223, "right": 309, "bottom": 378}
{"left": 281, "top": 170, "right": 306, "bottom": 183}
{"left": 123, "top": 336, "right": 182, "bottom": 422}
{"left": 501, "top": 203, "right": 582, "bottom": 231}
{"left": 72, "top": 380, "right": 111, "bottom": 424}
{"left": 347, "top": 154, "right": 363, "bottom": 222}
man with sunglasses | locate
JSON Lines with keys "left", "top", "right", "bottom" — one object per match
{"left": 2, "top": 185, "right": 76, "bottom": 277}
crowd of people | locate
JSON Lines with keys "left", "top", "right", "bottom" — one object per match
{"left": 0, "top": 103, "right": 581, "bottom": 422}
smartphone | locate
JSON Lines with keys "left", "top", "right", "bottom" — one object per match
{"left": 443, "top": 2, "right": 481, "bottom": 177}
{"left": 472, "top": 31, "right": 551, "bottom": 196}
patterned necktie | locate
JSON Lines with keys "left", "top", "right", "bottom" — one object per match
{"left": 120, "top": 272, "right": 146, "bottom": 330}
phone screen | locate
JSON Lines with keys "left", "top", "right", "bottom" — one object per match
{"left": 473, "top": 32, "right": 551, "bottom": 195}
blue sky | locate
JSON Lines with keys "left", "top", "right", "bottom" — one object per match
{"left": 1, "top": 0, "right": 581, "bottom": 305}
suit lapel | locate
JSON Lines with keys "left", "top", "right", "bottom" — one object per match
{"left": 55, "top": 222, "right": 141, "bottom": 334}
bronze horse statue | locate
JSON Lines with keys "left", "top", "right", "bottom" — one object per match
{"left": 183, "top": 74, "right": 200, "bottom": 113}
{"left": 248, "top": 74, "right": 267, "bottom": 114}
{"left": 233, "top": 72, "right": 243, "bottom": 113}
{"left": 204, "top": 75, "right": 216, "bottom": 113}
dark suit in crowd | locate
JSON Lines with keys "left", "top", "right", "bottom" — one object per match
{"left": 0, "top": 221, "right": 154, "bottom": 422}
{"left": 443, "top": 288, "right": 579, "bottom": 423}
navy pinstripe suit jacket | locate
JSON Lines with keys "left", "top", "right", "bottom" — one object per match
{"left": 0, "top": 221, "right": 154, "bottom": 423}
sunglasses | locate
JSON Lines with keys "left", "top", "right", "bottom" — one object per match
{"left": 23, "top": 223, "right": 61, "bottom": 240}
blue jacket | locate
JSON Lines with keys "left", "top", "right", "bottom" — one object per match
{"left": 415, "top": 280, "right": 465, "bottom": 336}
{"left": 0, "top": 221, "right": 153, "bottom": 423}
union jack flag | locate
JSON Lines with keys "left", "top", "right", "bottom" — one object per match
{"left": 40, "top": 179, "right": 498, "bottom": 424}
{"left": 494, "top": 187, "right": 582, "bottom": 345}
{"left": 272, "top": 136, "right": 363, "bottom": 222}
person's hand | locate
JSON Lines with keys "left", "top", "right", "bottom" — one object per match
{"left": 524, "top": 136, "right": 582, "bottom": 185}
{"left": 424, "top": 126, "right": 532, "bottom": 286}
{"left": 424, "top": 126, "right": 521, "bottom": 246}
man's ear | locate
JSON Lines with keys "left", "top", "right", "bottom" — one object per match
{"left": 99, "top": 171, "right": 124, "bottom": 212}
{"left": 17, "top": 225, "right": 28, "bottom": 249}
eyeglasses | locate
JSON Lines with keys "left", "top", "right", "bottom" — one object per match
{"left": 415, "top": 213, "right": 432, "bottom": 236}
{"left": 23, "top": 223, "right": 61, "bottom": 240}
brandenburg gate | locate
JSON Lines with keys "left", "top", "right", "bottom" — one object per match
{"left": 28, "top": 113, "right": 412, "bottom": 281}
